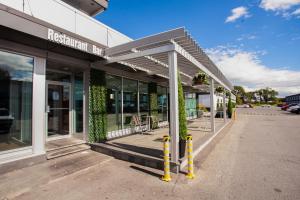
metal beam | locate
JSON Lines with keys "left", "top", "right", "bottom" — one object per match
{"left": 105, "top": 28, "right": 185, "bottom": 56}
{"left": 173, "top": 42, "right": 232, "bottom": 91}
{"left": 168, "top": 51, "right": 179, "bottom": 165}
{"left": 210, "top": 78, "right": 216, "bottom": 133}
{"left": 106, "top": 44, "right": 175, "bottom": 64}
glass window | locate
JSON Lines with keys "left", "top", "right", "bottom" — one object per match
{"left": 74, "top": 72, "right": 83, "bottom": 133}
{"left": 185, "top": 93, "right": 197, "bottom": 118}
{"left": 106, "top": 75, "right": 122, "bottom": 132}
{"left": 139, "top": 82, "right": 149, "bottom": 118}
{"left": 0, "top": 50, "right": 33, "bottom": 152}
{"left": 123, "top": 78, "right": 138, "bottom": 128}
{"left": 46, "top": 70, "right": 71, "bottom": 82}
{"left": 157, "top": 86, "right": 168, "bottom": 122}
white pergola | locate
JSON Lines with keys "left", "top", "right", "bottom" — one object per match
{"left": 103, "top": 28, "right": 233, "bottom": 165}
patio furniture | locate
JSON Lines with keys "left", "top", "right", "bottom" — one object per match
{"left": 131, "top": 115, "right": 148, "bottom": 134}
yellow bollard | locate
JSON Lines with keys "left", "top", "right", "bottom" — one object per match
{"left": 186, "top": 134, "right": 195, "bottom": 179}
{"left": 162, "top": 135, "right": 171, "bottom": 182}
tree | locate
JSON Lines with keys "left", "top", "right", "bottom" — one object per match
{"left": 260, "top": 87, "right": 278, "bottom": 103}
{"left": 233, "top": 86, "right": 246, "bottom": 104}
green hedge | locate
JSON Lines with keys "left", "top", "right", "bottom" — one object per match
{"left": 89, "top": 69, "right": 107, "bottom": 142}
{"left": 178, "top": 74, "right": 187, "bottom": 140}
{"left": 148, "top": 82, "right": 158, "bottom": 129}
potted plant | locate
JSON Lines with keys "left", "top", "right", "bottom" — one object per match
{"left": 196, "top": 103, "right": 207, "bottom": 118}
{"left": 192, "top": 72, "right": 208, "bottom": 86}
{"left": 215, "top": 86, "right": 224, "bottom": 94}
{"left": 178, "top": 74, "right": 188, "bottom": 158}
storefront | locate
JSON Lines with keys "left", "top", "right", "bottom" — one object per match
{"left": 0, "top": 0, "right": 233, "bottom": 167}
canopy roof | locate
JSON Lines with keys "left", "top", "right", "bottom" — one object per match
{"left": 104, "top": 28, "right": 233, "bottom": 91}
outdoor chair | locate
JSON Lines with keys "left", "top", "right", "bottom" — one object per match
{"left": 131, "top": 115, "right": 148, "bottom": 134}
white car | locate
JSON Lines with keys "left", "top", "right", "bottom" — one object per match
{"left": 287, "top": 104, "right": 300, "bottom": 112}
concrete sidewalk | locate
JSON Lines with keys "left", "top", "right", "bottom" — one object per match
{"left": 0, "top": 106, "right": 299, "bottom": 200}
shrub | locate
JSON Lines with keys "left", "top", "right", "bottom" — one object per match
{"left": 227, "top": 93, "right": 233, "bottom": 118}
{"left": 178, "top": 74, "right": 187, "bottom": 140}
{"left": 197, "top": 103, "right": 208, "bottom": 112}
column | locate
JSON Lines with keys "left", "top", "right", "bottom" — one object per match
{"left": 32, "top": 57, "right": 46, "bottom": 155}
{"left": 168, "top": 51, "right": 179, "bottom": 163}
{"left": 210, "top": 78, "right": 215, "bottom": 133}
{"left": 223, "top": 92, "right": 227, "bottom": 122}
{"left": 83, "top": 68, "right": 90, "bottom": 142}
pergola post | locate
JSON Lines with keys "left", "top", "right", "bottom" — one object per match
{"left": 83, "top": 68, "right": 90, "bottom": 142}
{"left": 168, "top": 51, "right": 179, "bottom": 163}
{"left": 223, "top": 92, "right": 227, "bottom": 122}
{"left": 210, "top": 78, "right": 215, "bottom": 133}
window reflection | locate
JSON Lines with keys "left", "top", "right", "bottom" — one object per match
{"left": 106, "top": 75, "right": 122, "bottom": 132}
{"left": 123, "top": 78, "right": 138, "bottom": 128}
{"left": 74, "top": 73, "right": 83, "bottom": 133}
{"left": 139, "top": 82, "right": 149, "bottom": 118}
{"left": 0, "top": 50, "right": 33, "bottom": 152}
{"left": 157, "top": 86, "right": 168, "bottom": 122}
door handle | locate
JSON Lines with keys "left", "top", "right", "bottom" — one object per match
{"left": 46, "top": 106, "right": 50, "bottom": 113}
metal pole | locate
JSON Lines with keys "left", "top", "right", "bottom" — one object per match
{"left": 210, "top": 78, "right": 215, "bottom": 133}
{"left": 168, "top": 51, "right": 179, "bottom": 164}
{"left": 186, "top": 134, "right": 195, "bottom": 179}
{"left": 162, "top": 135, "right": 171, "bottom": 182}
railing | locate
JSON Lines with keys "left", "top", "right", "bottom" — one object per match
{"left": 0, "top": 0, "right": 132, "bottom": 47}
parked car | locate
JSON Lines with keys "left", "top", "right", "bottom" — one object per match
{"left": 262, "top": 105, "right": 271, "bottom": 108}
{"left": 294, "top": 107, "right": 300, "bottom": 114}
{"left": 287, "top": 104, "right": 300, "bottom": 112}
{"left": 0, "top": 108, "right": 14, "bottom": 134}
{"left": 281, "top": 103, "right": 297, "bottom": 111}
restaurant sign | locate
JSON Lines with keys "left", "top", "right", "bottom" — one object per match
{"left": 47, "top": 28, "right": 103, "bottom": 57}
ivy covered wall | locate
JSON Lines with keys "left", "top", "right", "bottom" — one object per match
{"left": 89, "top": 69, "right": 107, "bottom": 142}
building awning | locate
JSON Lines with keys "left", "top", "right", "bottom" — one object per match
{"left": 103, "top": 28, "right": 233, "bottom": 91}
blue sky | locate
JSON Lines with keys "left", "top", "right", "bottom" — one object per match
{"left": 95, "top": 0, "right": 300, "bottom": 96}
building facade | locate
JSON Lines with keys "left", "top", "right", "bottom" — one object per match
{"left": 0, "top": 0, "right": 233, "bottom": 166}
{"left": 285, "top": 94, "right": 300, "bottom": 104}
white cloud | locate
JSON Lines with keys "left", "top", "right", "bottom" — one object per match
{"left": 260, "top": 0, "right": 300, "bottom": 18}
{"left": 237, "top": 34, "right": 257, "bottom": 41}
{"left": 292, "top": 8, "right": 300, "bottom": 16}
{"left": 206, "top": 46, "right": 300, "bottom": 97}
{"left": 225, "top": 6, "right": 250, "bottom": 23}
{"left": 260, "top": 0, "right": 300, "bottom": 11}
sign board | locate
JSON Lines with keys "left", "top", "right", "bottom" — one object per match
{"left": 47, "top": 28, "right": 103, "bottom": 57}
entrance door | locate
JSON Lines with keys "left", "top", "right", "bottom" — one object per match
{"left": 47, "top": 82, "right": 71, "bottom": 139}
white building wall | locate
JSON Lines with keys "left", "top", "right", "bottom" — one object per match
{"left": 0, "top": 0, "right": 132, "bottom": 47}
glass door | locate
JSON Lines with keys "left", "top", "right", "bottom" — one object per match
{"left": 47, "top": 82, "right": 71, "bottom": 139}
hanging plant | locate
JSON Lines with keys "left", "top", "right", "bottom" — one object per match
{"left": 215, "top": 86, "right": 224, "bottom": 94}
{"left": 192, "top": 72, "right": 208, "bottom": 86}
